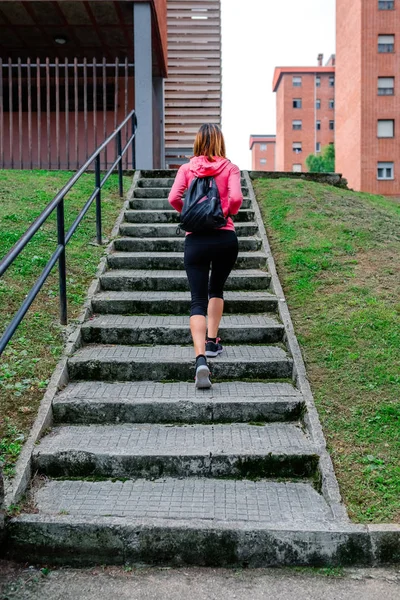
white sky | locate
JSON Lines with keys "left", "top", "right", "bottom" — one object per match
{"left": 221, "top": 0, "right": 336, "bottom": 170}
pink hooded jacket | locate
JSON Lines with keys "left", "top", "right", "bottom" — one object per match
{"left": 168, "top": 156, "right": 243, "bottom": 232}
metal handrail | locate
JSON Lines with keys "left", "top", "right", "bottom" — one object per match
{"left": 0, "top": 110, "right": 137, "bottom": 356}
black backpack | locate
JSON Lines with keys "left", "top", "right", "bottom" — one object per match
{"left": 179, "top": 176, "right": 227, "bottom": 233}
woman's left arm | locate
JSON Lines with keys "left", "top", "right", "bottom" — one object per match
{"left": 168, "top": 166, "right": 187, "bottom": 213}
{"left": 227, "top": 165, "right": 243, "bottom": 216}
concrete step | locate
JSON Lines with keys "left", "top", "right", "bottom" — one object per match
{"left": 67, "top": 344, "right": 293, "bottom": 381}
{"left": 129, "top": 197, "right": 251, "bottom": 210}
{"left": 82, "top": 314, "right": 284, "bottom": 346}
{"left": 124, "top": 209, "right": 255, "bottom": 223}
{"left": 137, "top": 177, "right": 248, "bottom": 189}
{"left": 133, "top": 187, "right": 249, "bottom": 199}
{"left": 100, "top": 269, "right": 271, "bottom": 292}
{"left": 114, "top": 236, "right": 261, "bottom": 253}
{"left": 119, "top": 222, "right": 259, "bottom": 238}
{"left": 137, "top": 171, "right": 248, "bottom": 188}
{"left": 53, "top": 381, "right": 304, "bottom": 424}
{"left": 91, "top": 291, "right": 278, "bottom": 315}
{"left": 23, "top": 478, "right": 332, "bottom": 523}
{"left": 107, "top": 251, "right": 266, "bottom": 270}
{"left": 32, "top": 423, "right": 317, "bottom": 479}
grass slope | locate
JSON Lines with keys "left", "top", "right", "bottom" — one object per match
{"left": 255, "top": 178, "right": 400, "bottom": 523}
{"left": 0, "top": 169, "right": 129, "bottom": 476}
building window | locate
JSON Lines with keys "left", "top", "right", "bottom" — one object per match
{"left": 316, "top": 142, "right": 321, "bottom": 153}
{"left": 316, "top": 76, "right": 321, "bottom": 87}
{"left": 329, "top": 76, "right": 335, "bottom": 87}
{"left": 377, "top": 119, "right": 395, "bottom": 137}
{"left": 293, "top": 142, "right": 302, "bottom": 154}
{"left": 293, "top": 98, "right": 302, "bottom": 108}
{"left": 316, "top": 99, "right": 321, "bottom": 109}
{"left": 378, "top": 35, "right": 395, "bottom": 52}
{"left": 293, "top": 76, "right": 302, "bottom": 87}
{"left": 329, "top": 99, "right": 335, "bottom": 109}
{"left": 378, "top": 77, "right": 395, "bottom": 95}
{"left": 377, "top": 162, "right": 394, "bottom": 179}
{"left": 329, "top": 120, "right": 335, "bottom": 130}
{"left": 316, "top": 120, "right": 321, "bottom": 130}
{"left": 378, "top": 1, "right": 394, "bottom": 9}
{"left": 260, "top": 144, "right": 267, "bottom": 151}
{"left": 292, "top": 120, "right": 302, "bottom": 130}
{"left": 260, "top": 158, "right": 267, "bottom": 165}
{"left": 293, "top": 164, "right": 302, "bottom": 173}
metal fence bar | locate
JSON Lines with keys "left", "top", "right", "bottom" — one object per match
{"left": 27, "top": 57, "right": 33, "bottom": 169}
{"left": 36, "top": 58, "right": 41, "bottom": 169}
{"left": 65, "top": 58, "right": 70, "bottom": 170}
{"left": 55, "top": 57, "right": 60, "bottom": 171}
{"left": 84, "top": 57, "right": 88, "bottom": 161}
{"left": 17, "top": 58, "right": 23, "bottom": 169}
{"left": 74, "top": 57, "right": 79, "bottom": 169}
{"left": 93, "top": 57, "right": 97, "bottom": 151}
{"left": 46, "top": 57, "right": 51, "bottom": 169}
{"left": 8, "top": 58, "right": 13, "bottom": 169}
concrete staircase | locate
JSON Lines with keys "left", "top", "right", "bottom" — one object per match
{"left": 7, "top": 170, "right": 349, "bottom": 566}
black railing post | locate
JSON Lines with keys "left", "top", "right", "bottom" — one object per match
{"left": 117, "top": 130, "right": 123, "bottom": 197}
{"left": 95, "top": 154, "right": 102, "bottom": 245}
{"left": 132, "top": 114, "right": 136, "bottom": 170}
{"left": 57, "top": 198, "right": 67, "bottom": 325}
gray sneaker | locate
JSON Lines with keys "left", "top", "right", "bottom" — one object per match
{"left": 195, "top": 355, "right": 211, "bottom": 389}
{"left": 205, "top": 338, "right": 223, "bottom": 358}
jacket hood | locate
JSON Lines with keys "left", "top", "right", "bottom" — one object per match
{"left": 189, "top": 156, "right": 231, "bottom": 177}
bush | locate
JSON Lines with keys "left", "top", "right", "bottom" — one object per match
{"left": 306, "top": 144, "right": 335, "bottom": 173}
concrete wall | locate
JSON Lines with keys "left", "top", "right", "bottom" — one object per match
{"left": 249, "top": 171, "right": 348, "bottom": 189}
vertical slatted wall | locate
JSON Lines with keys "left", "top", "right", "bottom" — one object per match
{"left": 0, "top": 58, "right": 134, "bottom": 171}
{"left": 165, "top": 0, "right": 222, "bottom": 167}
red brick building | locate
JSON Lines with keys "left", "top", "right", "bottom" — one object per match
{"left": 249, "top": 135, "right": 276, "bottom": 171}
{"left": 336, "top": 0, "right": 400, "bottom": 195}
{"left": 273, "top": 59, "right": 335, "bottom": 172}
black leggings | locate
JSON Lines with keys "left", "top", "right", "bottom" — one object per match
{"left": 184, "top": 230, "right": 239, "bottom": 317}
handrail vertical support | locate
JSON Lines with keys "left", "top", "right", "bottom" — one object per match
{"left": 117, "top": 130, "right": 123, "bottom": 197}
{"left": 57, "top": 198, "right": 67, "bottom": 325}
{"left": 95, "top": 155, "right": 102, "bottom": 245}
{"left": 132, "top": 114, "right": 136, "bottom": 170}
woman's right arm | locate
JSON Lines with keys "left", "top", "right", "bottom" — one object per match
{"left": 168, "top": 165, "right": 187, "bottom": 213}
{"left": 227, "top": 164, "right": 243, "bottom": 216}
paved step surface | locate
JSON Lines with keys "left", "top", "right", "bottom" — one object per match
{"left": 33, "top": 423, "right": 318, "bottom": 479}
{"left": 91, "top": 290, "right": 278, "bottom": 314}
{"left": 33, "top": 479, "right": 333, "bottom": 523}
{"left": 100, "top": 269, "right": 271, "bottom": 292}
{"left": 114, "top": 236, "right": 261, "bottom": 252}
{"left": 82, "top": 314, "right": 284, "bottom": 345}
{"left": 130, "top": 197, "right": 252, "bottom": 210}
{"left": 107, "top": 251, "right": 266, "bottom": 270}
{"left": 124, "top": 209, "right": 255, "bottom": 223}
{"left": 119, "top": 222, "right": 259, "bottom": 237}
{"left": 53, "top": 381, "right": 303, "bottom": 424}
{"left": 67, "top": 344, "right": 293, "bottom": 381}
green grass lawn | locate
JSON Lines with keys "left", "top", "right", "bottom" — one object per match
{"left": 0, "top": 169, "right": 129, "bottom": 476}
{"left": 254, "top": 178, "right": 400, "bottom": 523}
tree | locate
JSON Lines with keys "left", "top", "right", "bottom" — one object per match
{"left": 306, "top": 144, "right": 335, "bottom": 173}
